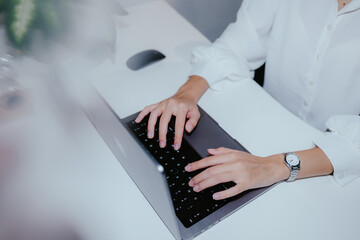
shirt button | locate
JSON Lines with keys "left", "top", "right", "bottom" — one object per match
{"left": 327, "top": 25, "right": 332, "bottom": 31}
{"left": 303, "top": 100, "right": 309, "bottom": 107}
{"left": 338, "top": 173, "right": 344, "bottom": 179}
{"left": 316, "top": 54, "right": 320, "bottom": 61}
{"left": 309, "top": 80, "right": 315, "bottom": 86}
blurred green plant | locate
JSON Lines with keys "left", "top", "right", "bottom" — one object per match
{"left": 1, "top": 0, "right": 71, "bottom": 50}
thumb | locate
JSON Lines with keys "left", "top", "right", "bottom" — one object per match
{"left": 185, "top": 109, "right": 200, "bottom": 133}
{"left": 207, "top": 147, "right": 235, "bottom": 156}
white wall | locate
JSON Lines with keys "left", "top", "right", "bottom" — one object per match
{"left": 117, "top": 0, "right": 243, "bottom": 42}
{"left": 118, "top": 0, "right": 154, "bottom": 7}
{"left": 166, "top": 0, "right": 243, "bottom": 42}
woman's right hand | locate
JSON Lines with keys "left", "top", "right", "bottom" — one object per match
{"left": 135, "top": 75, "right": 209, "bottom": 150}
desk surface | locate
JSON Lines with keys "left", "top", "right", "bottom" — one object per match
{"left": 1, "top": 1, "right": 359, "bottom": 239}
{"left": 89, "top": 1, "right": 360, "bottom": 239}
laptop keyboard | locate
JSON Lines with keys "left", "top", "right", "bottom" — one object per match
{"left": 126, "top": 115, "right": 235, "bottom": 228}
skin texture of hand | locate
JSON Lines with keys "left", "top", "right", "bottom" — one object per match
{"left": 185, "top": 147, "right": 289, "bottom": 200}
{"left": 185, "top": 147, "right": 334, "bottom": 200}
{"left": 135, "top": 75, "right": 209, "bottom": 150}
{"left": 135, "top": 93, "right": 200, "bottom": 150}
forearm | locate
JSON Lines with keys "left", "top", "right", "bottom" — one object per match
{"left": 175, "top": 75, "right": 209, "bottom": 103}
{"left": 187, "top": 146, "right": 335, "bottom": 200}
{"left": 269, "top": 147, "right": 334, "bottom": 182}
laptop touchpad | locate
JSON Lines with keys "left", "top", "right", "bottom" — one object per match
{"left": 184, "top": 115, "right": 248, "bottom": 158}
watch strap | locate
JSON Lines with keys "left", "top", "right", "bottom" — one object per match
{"left": 287, "top": 168, "right": 299, "bottom": 182}
{"left": 284, "top": 152, "right": 301, "bottom": 182}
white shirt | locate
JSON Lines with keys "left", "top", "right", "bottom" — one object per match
{"left": 190, "top": 0, "right": 360, "bottom": 186}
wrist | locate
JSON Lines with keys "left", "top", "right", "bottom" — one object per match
{"left": 267, "top": 154, "right": 290, "bottom": 182}
{"left": 177, "top": 75, "right": 209, "bottom": 103}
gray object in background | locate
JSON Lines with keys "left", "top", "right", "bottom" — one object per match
{"left": 126, "top": 49, "right": 166, "bottom": 71}
{"left": 166, "top": 0, "right": 243, "bottom": 42}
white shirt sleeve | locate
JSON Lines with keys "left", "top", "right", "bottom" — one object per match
{"left": 190, "top": 0, "right": 280, "bottom": 90}
{"left": 314, "top": 115, "right": 360, "bottom": 186}
{"left": 190, "top": 0, "right": 360, "bottom": 187}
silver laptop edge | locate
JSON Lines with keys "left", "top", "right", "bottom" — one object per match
{"left": 84, "top": 89, "right": 274, "bottom": 240}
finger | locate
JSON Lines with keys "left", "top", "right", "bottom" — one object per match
{"left": 158, "top": 110, "right": 173, "bottom": 148}
{"left": 174, "top": 111, "right": 187, "bottom": 150}
{"left": 185, "top": 108, "right": 200, "bottom": 133}
{"left": 147, "top": 109, "right": 162, "bottom": 139}
{"left": 185, "top": 155, "right": 228, "bottom": 172}
{"left": 189, "top": 164, "right": 232, "bottom": 187}
{"left": 212, "top": 184, "right": 246, "bottom": 200}
{"left": 207, "top": 147, "right": 236, "bottom": 156}
{"left": 192, "top": 173, "right": 233, "bottom": 192}
{"left": 135, "top": 104, "right": 157, "bottom": 123}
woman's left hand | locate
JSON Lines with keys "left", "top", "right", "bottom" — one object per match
{"left": 185, "top": 147, "right": 289, "bottom": 200}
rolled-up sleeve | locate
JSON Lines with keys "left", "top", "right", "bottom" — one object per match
{"left": 314, "top": 115, "right": 360, "bottom": 186}
{"left": 190, "top": 0, "right": 280, "bottom": 90}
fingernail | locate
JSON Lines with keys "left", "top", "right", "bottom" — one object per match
{"left": 174, "top": 144, "right": 179, "bottom": 150}
{"left": 213, "top": 194, "right": 220, "bottom": 200}
{"left": 188, "top": 179, "right": 194, "bottom": 187}
{"left": 160, "top": 141, "right": 165, "bottom": 148}
{"left": 187, "top": 124, "right": 193, "bottom": 132}
{"left": 193, "top": 185, "right": 200, "bottom": 192}
{"left": 208, "top": 148, "right": 216, "bottom": 153}
{"left": 185, "top": 164, "right": 191, "bottom": 171}
{"left": 147, "top": 131, "right": 153, "bottom": 138}
{"left": 135, "top": 117, "right": 140, "bottom": 123}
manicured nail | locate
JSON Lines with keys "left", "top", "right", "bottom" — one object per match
{"left": 213, "top": 194, "right": 220, "bottom": 200}
{"left": 135, "top": 117, "right": 140, "bottom": 123}
{"left": 147, "top": 131, "right": 153, "bottom": 138}
{"left": 188, "top": 179, "right": 194, "bottom": 187}
{"left": 160, "top": 141, "right": 165, "bottom": 148}
{"left": 193, "top": 185, "right": 200, "bottom": 192}
{"left": 187, "top": 124, "right": 193, "bottom": 132}
{"left": 185, "top": 164, "right": 191, "bottom": 171}
{"left": 174, "top": 144, "right": 180, "bottom": 150}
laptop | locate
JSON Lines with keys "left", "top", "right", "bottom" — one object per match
{"left": 85, "top": 89, "right": 272, "bottom": 240}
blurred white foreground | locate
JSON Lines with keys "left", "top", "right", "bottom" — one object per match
{"left": 0, "top": 1, "right": 125, "bottom": 239}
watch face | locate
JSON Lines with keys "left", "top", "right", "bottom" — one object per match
{"left": 286, "top": 154, "right": 299, "bottom": 166}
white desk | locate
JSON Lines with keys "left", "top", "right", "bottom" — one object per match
{"left": 90, "top": 1, "right": 360, "bottom": 239}
{"left": 1, "top": 1, "right": 358, "bottom": 240}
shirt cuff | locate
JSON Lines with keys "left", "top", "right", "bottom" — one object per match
{"left": 189, "top": 58, "right": 227, "bottom": 91}
{"left": 314, "top": 132, "right": 360, "bottom": 186}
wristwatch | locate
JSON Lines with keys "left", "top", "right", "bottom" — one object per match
{"left": 284, "top": 152, "right": 301, "bottom": 182}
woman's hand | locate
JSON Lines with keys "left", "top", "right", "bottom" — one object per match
{"left": 135, "top": 76, "right": 209, "bottom": 150}
{"left": 135, "top": 92, "right": 200, "bottom": 150}
{"left": 185, "top": 147, "right": 290, "bottom": 200}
